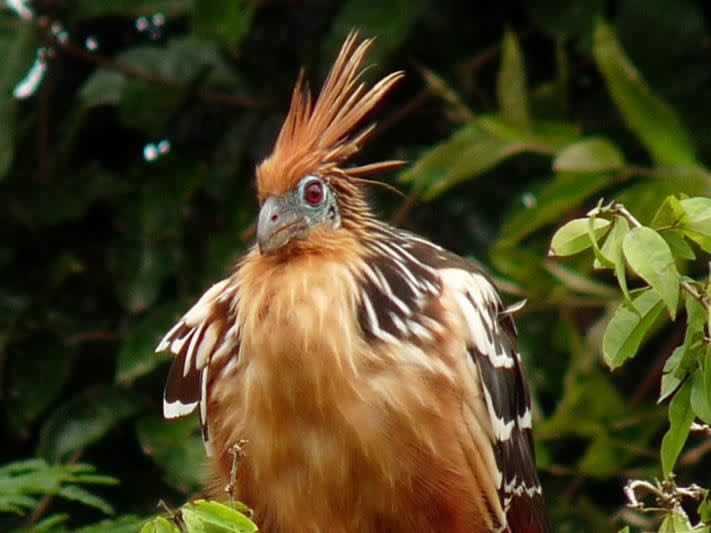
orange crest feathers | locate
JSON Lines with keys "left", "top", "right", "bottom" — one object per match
{"left": 256, "top": 31, "right": 404, "bottom": 200}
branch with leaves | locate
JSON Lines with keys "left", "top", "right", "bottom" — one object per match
{"left": 550, "top": 196, "right": 711, "bottom": 532}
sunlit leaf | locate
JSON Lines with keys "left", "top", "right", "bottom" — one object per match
{"left": 660, "top": 229, "right": 695, "bottom": 261}
{"left": 603, "top": 289, "right": 665, "bottom": 369}
{"left": 593, "top": 19, "right": 696, "bottom": 165}
{"left": 651, "top": 195, "right": 687, "bottom": 229}
{"left": 680, "top": 197, "right": 711, "bottom": 249}
{"left": 140, "top": 516, "right": 180, "bottom": 533}
{"left": 188, "top": 500, "right": 258, "bottom": 532}
{"left": 549, "top": 218, "right": 611, "bottom": 257}
{"left": 597, "top": 216, "right": 631, "bottom": 302}
{"left": 661, "top": 379, "right": 694, "bottom": 476}
{"left": 660, "top": 346, "right": 685, "bottom": 404}
{"left": 615, "top": 172, "right": 709, "bottom": 226}
{"left": 497, "top": 29, "right": 530, "bottom": 130}
{"left": 622, "top": 227, "right": 680, "bottom": 318}
{"left": 691, "top": 364, "right": 711, "bottom": 425}
{"left": 553, "top": 138, "right": 625, "bottom": 173}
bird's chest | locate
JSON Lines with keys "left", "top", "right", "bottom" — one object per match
{"left": 208, "top": 258, "right": 474, "bottom": 531}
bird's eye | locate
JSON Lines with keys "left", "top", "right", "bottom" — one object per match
{"left": 303, "top": 180, "right": 324, "bottom": 206}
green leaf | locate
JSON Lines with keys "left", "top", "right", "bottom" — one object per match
{"left": 660, "top": 229, "right": 696, "bottom": 261}
{"left": 603, "top": 289, "right": 665, "bottom": 369}
{"left": 324, "top": 0, "right": 426, "bottom": 71}
{"left": 38, "top": 386, "right": 141, "bottom": 461}
{"left": 549, "top": 218, "right": 611, "bottom": 257}
{"left": 140, "top": 516, "right": 180, "bottom": 533}
{"left": 615, "top": 172, "right": 710, "bottom": 227}
{"left": 659, "top": 512, "right": 694, "bottom": 533}
{"left": 661, "top": 379, "right": 694, "bottom": 476}
{"left": 622, "top": 227, "right": 680, "bottom": 319}
{"left": 497, "top": 29, "right": 530, "bottom": 131}
{"left": 5, "top": 340, "right": 73, "bottom": 436}
{"left": 651, "top": 195, "right": 688, "bottom": 229}
{"left": 399, "top": 123, "right": 522, "bottom": 200}
{"left": 660, "top": 346, "right": 685, "bottom": 403}
{"left": 75, "top": 516, "right": 148, "bottom": 533}
{"left": 58, "top": 484, "right": 114, "bottom": 515}
{"left": 192, "top": 0, "right": 254, "bottom": 48}
{"left": 597, "top": 216, "right": 631, "bottom": 302}
{"left": 189, "top": 500, "right": 258, "bottom": 532}
{"left": 553, "top": 137, "right": 625, "bottom": 173}
{"left": 680, "top": 197, "right": 711, "bottom": 239}
{"left": 135, "top": 414, "right": 205, "bottom": 492}
{"left": 593, "top": 19, "right": 696, "bottom": 165}
{"left": 401, "top": 114, "right": 583, "bottom": 200}
{"left": 115, "top": 303, "right": 184, "bottom": 384}
{"left": 0, "top": 459, "right": 118, "bottom": 517}
{"left": 663, "top": 293, "right": 710, "bottom": 403}
{"left": 691, "top": 363, "right": 711, "bottom": 425}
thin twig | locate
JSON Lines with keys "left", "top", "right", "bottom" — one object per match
{"left": 612, "top": 203, "right": 642, "bottom": 229}
{"left": 64, "top": 330, "right": 122, "bottom": 346}
{"left": 681, "top": 280, "right": 710, "bottom": 312}
{"left": 224, "top": 439, "right": 247, "bottom": 507}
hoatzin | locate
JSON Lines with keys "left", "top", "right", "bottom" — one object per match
{"left": 156, "top": 32, "right": 549, "bottom": 533}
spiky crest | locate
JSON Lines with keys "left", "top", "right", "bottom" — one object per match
{"left": 256, "top": 31, "right": 404, "bottom": 205}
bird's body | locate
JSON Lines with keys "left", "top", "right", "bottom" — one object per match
{"left": 157, "top": 33, "right": 549, "bottom": 532}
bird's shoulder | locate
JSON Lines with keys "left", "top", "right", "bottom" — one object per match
{"left": 354, "top": 224, "right": 508, "bottom": 346}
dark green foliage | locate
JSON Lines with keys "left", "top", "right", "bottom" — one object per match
{"left": 0, "top": 1, "right": 709, "bottom": 531}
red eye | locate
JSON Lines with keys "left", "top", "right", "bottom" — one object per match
{"left": 304, "top": 180, "right": 324, "bottom": 206}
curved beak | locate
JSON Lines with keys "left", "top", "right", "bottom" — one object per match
{"left": 257, "top": 195, "right": 307, "bottom": 254}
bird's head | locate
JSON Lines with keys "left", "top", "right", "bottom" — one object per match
{"left": 256, "top": 173, "right": 340, "bottom": 254}
{"left": 254, "top": 32, "right": 403, "bottom": 256}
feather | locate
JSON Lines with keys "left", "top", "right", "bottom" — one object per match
{"left": 256, "top": 31, "right": 404, "bottom": 202}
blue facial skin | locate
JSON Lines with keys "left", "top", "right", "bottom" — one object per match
{"left": 257, "top": 175, "right": 341, "bottom": 254}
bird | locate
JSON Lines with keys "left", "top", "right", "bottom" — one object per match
{"left": 155, "top": 32, "right": 549, "bottom": 533}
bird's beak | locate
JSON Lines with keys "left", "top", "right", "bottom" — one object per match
{"left": 257, "top": 195, "right": 308, "bottom": 254}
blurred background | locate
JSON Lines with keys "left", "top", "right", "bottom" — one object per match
{"left": 0, "top": 0, "right": 710, "bottom": 531}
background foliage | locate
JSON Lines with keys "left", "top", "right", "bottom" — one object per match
{"left": 1, "top": 0, "right": 710, "bottom": 531}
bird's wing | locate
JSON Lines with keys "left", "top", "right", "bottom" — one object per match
{"left": 155, "top": 277, "right": 241, "bottom": 455}
{"left": 359, "top": 227, "right": 549, "bottom": 532}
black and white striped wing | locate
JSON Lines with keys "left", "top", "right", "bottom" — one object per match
{"left": 440, "top": 265, "right": 549, "bottom": 533}
{"left": 155, "top": 278, "right": 240, "bottom": 455}
{"left": 356, "top": 226, "right": 549, "bottom": 532}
